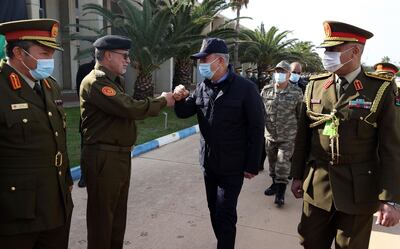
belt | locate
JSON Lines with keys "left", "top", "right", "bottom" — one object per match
{"left": 84, "top": 143, "right": 132, "bottom": 153}
{"left": 311, "top": 151, "right": 378, "bottom": 165}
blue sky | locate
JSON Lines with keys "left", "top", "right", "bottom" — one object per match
{"left": 220, "top": 0, "right": 399, "bottom": 66}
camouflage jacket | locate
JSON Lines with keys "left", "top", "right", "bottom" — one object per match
{"left": 261, "top": 82, "right": 303, "bottom": 142}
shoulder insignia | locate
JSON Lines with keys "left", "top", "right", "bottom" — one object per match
{"left": 354, "top": 79, "right": 363, "bottom": 91}
{"left": 365, "top": 72, "right": 392, "bottom": 81}
{"left": 9, "top": 73, "right": 22, "bottom": 90}
{"left": 95, "top": 69, "right": 106, "bottom": 78}
{"left": 323, "top": 79, "right": 334, "bottom": 89}
{"left": 101, "top": 86, "right": 116, "bottom": 97}
{"left": 43, "top": 79, "right": 52, "bottom": 89}
{"left": 309, "top": 72, "right": 332, "bottom": 81}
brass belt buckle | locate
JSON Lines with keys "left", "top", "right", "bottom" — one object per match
{"left": 55, "top": 151, "right": 63, "bottom": 167}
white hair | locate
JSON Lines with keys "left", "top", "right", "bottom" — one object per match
{"left": 214, "top": 53, "right": 230, "bottom": 65}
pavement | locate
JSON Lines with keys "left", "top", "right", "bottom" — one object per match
{"left": 69, "top": 134, "right": 400, "bottom": 249}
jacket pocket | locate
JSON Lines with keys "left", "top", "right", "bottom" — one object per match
{"left": 4, "top": 110, "right": 36, "bottom": 144}
{"left": 302, "top": 161, "right": 315, "bottom": 194}
{"left": 219, "top": 100, "right": 242, "bottom": 122}
{"left": 351, "top": 162, "right": 378, "bottom": 203}
{"left": 0, "top": 174, "right": 37, "bottom": 221}
{"left": 218, "top": 141, "right": 246, "bottom": 173}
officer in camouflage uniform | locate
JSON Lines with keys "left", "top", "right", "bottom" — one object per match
{"left": 261, "top": 60, "right": 303, "bottom": 207}
{"left": 291, "top": 21, "right": 400, "bottom": 249}
{"left": 80, "top": 35, "right": 175, "bottom": 249}
{"left": 0, "top": 19, "right": 73, "bottom": 249}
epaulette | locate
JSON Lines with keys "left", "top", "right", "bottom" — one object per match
{"left": 365, "top": 72, "right": 392, "bottom": 81}
{"left": 94, "top": 69, "right": 106, "bottom": 78}
{"left": 309, "top": 72, "right": 332, "bottom": 80}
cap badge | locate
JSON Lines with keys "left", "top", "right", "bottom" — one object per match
{"left": 324, "top": 22, "right": 332, "bottom": 37}
{"left": 51, "top": 23, "right": 59, "bottom": 38}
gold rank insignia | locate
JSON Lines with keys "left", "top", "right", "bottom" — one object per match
{"left": 9, "top": 72, "right": 21, "bottom": 90}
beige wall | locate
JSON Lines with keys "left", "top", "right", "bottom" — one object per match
{"left": 25, "top": 0, "right": 40, "bottom": 19}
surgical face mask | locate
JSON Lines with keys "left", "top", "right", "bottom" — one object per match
{"left": 322, "top": 47, "right": 354, "bottom": 73}
{"left": 290, "top": 73, "right": 300, "bottom": 82}
{"left": 198, "top": 57, "right": 220, "bottom": 79}
{"left": 22, "top": 49, "right": 54, "bottom": 80}
{"left": 274, "top": 72, "right": 287, "bottom": 84}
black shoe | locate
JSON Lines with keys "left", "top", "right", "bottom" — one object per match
{"left": 78, "top": 177, "right": 86, "bottom": 188}
{"left": 274, "top": 183, "right": 286, "bottom": 207}
{"left": 264, "top": 179, "right": 276, "bottom": 196}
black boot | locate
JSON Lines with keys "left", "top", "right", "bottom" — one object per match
{"left": 274, "top": 183, "right": 286, "bottom": 207}
{"left": 264, "top": 178, "right": 277, "bottom": 196}
{"left": 78, "top": 176, "right": 86, "bottom": 188}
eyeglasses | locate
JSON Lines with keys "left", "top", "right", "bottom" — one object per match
{"left": 110, "top": 50, "right": 130, "bottom": 60}
{"left": 291, "top": 71, "right": 301, "bottom": 74}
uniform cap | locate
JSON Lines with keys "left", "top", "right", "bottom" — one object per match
{"left": 0, "top": 19, "right": 62, "bottom": 51}
{"left": 318, "top": 21, "right": 373, "bottom": 48}
{"left": 373, "top": 62, "right": 399, "bottom": 75}
{"left": 191, "top": 38, "right": 228, "bottom": 59}
{"left": 273, "top": 61, "right": 291, "bottom": 72}
{"left": 93, "top": 35, "right": 132, "bottom": 50}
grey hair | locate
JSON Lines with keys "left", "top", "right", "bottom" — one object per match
{"left": 95, "top": 48, "right": 106, "bottom": 61}
{"left": 214, "top": 53, "right": 230, "bottom": 65}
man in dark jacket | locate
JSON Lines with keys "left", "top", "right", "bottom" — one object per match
{"left": 173, "top": 38, "right": 265, "bottom": 249}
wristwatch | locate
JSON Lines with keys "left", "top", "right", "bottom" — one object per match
{"left": 385, "top": 202, "right": 400, "bottom": 209}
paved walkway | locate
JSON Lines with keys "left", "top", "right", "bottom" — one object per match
{"left": 69, "top": 134, "right": 400, "bottom": 249}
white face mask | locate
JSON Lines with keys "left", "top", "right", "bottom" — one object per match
{"left": 322, "top": 47, "right": 354, "bottom": 73}
{"left": 274, "top": 72, "right": 287, "bottom": 84}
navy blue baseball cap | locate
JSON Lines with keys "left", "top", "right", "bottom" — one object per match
{"left": 190, "top": 38, "right": 228, "bottom": 59}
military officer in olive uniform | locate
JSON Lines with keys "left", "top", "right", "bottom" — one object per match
{"left": 291, "top": 21, "right": 400, "bottom": 249}
{"left": 80, "top": 35, "right": 175, "bottom": 249}
{"left": 0, "top": 19, "right": 73, "bottom": 249}
{"left": 373, "top": 62, "right": 398, "bottom": 80}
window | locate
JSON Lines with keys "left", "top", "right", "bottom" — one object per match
{"left": 39, "top": 0, "right": 46, "bottom": 18}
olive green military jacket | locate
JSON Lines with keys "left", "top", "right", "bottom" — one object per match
{"left": 0, "top": 61, "right": 73, "bottom": 235}
{"left": 80, "top": 63, "right": 167, "bottom": 147}
{"left": 291, "top": 70, "right": 400, "bottom": 215}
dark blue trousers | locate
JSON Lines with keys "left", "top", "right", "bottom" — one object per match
{"left": 204, "top": 170, "right": 244, "bottom": 249}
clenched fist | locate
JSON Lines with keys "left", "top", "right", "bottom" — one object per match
{"left": 173, "top": 84, "right": 190, "bottom": 101}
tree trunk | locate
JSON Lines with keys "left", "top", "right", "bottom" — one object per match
{"left": 233, "top": 7, "right": 241, "bottom": 69}
{"left": 133, "top": 70, "right": 154, "bottom": 100}
{"left": 172, "top": 57, "right": 193, "bottom": 90}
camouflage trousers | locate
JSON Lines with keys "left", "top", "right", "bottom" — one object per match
{"left": 266, "top": 139, "right": 295, "bottom": 184}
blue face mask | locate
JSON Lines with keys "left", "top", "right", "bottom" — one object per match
{"left": 274, "top": 72, "right": 287, "bottom": 84}
{"left": 198, "top": 58, "right": 219, "bottom": 79}
{"left": 290, "top": 73, "right": 300, "bottom": 82}
{"left": 22, "top": 50, "right": 54, "bottom": 80}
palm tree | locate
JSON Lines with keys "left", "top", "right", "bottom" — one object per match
{"left": 70, "top": 0, "right": 200, "bottom": 99}
{"left": 170, "top": 0, "right": 235, "bottom": 88}
{"left": 289, "top": 41, "right": 323, "bottom": 73}
{"left": 239, "top": 23, "right": 298, "bottom": 73}
{"left": 230, "top": 0, "right": 249, "bottom": 69}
